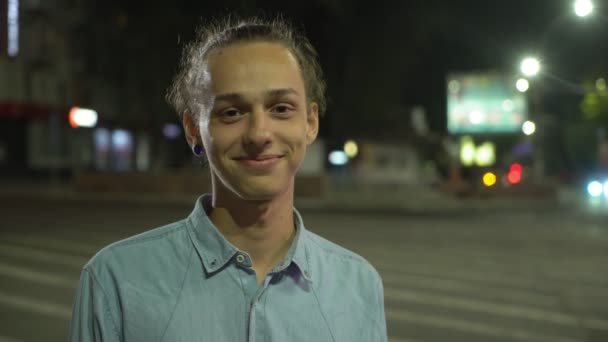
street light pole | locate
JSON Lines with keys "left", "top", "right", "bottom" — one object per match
{"left": 515, "top": 0, "right": 599, "bottom": 183}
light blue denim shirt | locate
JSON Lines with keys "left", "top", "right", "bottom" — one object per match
{"left": 69, "top": 195, "right": 387, "bottom": 342}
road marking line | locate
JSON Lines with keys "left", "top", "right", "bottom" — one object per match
{"left": 0, "top": 292, "right": 71, "bottom": 320}
{"left": 386, "top": 308, "right": 583, "bottom": 342}
{"left": 0, "top": 243, "right": 87, "bottom": 268}
{"left": 357, "top": 243, "right": 605, "bottom": 268}
{"left": 378, "top": 263, "right": 540, "bottom": 290}
{"left": 0, "top": 233, "right": 100, "bottom": 254}
{"left": 384, "top": 287, "right": 608, "bottom": 331}
{"left": 381, "top": 272, "right": 559, "bottom": 308}
{"left": 0, "top": 262, "right": 78, "bottom": 288}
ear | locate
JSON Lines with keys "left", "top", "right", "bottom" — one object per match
{"left": 306, "top": 102, "right": 319, "bottom": 145}
{"left": 182, "top": 110, "right": 200, "bottom": 148}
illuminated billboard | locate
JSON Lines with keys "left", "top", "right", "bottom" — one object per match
{"left": 447, "top": 73, "right": 528, "bottom": 134}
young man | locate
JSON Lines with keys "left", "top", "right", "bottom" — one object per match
{"left": 69, "top": 17, "right": 387, "bottom": 342}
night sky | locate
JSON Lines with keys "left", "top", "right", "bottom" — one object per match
{"left": 86, "top": 0, "right": 608, "bottom": 140}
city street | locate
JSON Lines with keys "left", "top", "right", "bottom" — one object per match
{"left": 1, "top": 195, "right": 608, "bottom": 341}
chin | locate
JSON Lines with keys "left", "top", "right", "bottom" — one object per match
{"left": 235, "top": 187, "right": 284, "bottom": 201}
{"left": 229, "top": 180, "right": 291, "bottom": 201}
{"left": 213, "top": 169, "right": 294, "bottom": 202}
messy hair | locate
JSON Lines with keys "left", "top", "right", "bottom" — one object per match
{"left": 166, "top": 16, "right": 327, "bottom": 120}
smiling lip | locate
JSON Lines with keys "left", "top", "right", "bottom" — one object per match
{"left": 234, "top": 155, "right": 283, "bottom": 168}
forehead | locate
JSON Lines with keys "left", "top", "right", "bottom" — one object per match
{"left": 205, "top": 41, "right": 305, "bottom": 96}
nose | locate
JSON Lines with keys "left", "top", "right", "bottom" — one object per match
{"left": 243, "top": 107, "right": 272, "bottom": 149}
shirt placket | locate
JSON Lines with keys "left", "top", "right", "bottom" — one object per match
{"left": 234, "top": 252, "right": 277, "bottom": 342}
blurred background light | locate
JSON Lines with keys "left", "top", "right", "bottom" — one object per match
{"left": 7, "top": 0, "right": 20, "bottom": 57}
{"left": 502, "top": 99, "right": 514, "bottom": 112}
{"left": 328, "top": 150, "right": 348, "bottom": 166}
{"left": 483, "top": 172, "right": 497, "bottom": 187}
{"left": 520, "top": 57, "right": 540, "bottom": 77}
{"left": 459, "top": 136, "right": 476, "bottom": 166}
{"left": 574, "top": 0, "right": 594, "bottom": 17}
{"left": 469, "top": 110, "right": 484, "bottom": 124}
{"left": 507, "top": 163, "right": 523, "bottom": 185}
{"left": 162, "top": 123, "right": 181, "bottom": 139}
{"left": 448, "top": 80, "right": 461, "bottom": 93}
{"left": 522, "top": 120, "right": 536, "bottom": 135}
{"left": 343, "top": 140, "right": 359, "bottom": 158}
{"left": 112, "top": 129, "right": 132, "bottom": 149}
{"left": 93, "top": 128, "right": 111, "bottom": 149}
{"left": 587, "top": 181, "right": 603, "bottom": 197}
{"left": 69, "top": 107, "right": 98, "bottom": 128}
{"left": 474, "top": 142, "right": 496, "bottom": 167}
{"left": 516, "top": 78, "right": 530, "bottom": 92}
{"left": 508, "top": 170, "right": 522, "bottom": 184}
{"left": 596, "top": 78, "right": 606, "bottom": 91}
{"left": 510, "top": 163, "right": 523, "bottom": 174}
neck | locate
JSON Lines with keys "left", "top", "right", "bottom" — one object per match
{"left": 209, "top": 183, "right": 296, "bottom": 277}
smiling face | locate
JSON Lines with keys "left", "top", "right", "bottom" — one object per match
{"left": 185, "top": 41, "right": 319, "bottom": 202}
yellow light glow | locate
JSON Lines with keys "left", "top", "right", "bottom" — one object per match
{"left": 474, "top": 142, "right": 496, "bottom": 167}
{"left": 483, "top": 172, "right": 497, "bottom": 187}
{"left": 343, "top": 140, "right": 359, "bottom": 158}
{"left": 460, "top": 136, "right": 475, "bottom": 167}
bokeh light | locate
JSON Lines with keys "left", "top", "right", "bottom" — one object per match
{"left": 343, "top": 140, "right": 359, "bottom": 158}
{"left": 520, "top": 57, "right": 540, "bottom": 77}
{"left": 587, "top": 181, "right": 603, "bottom": 197}
{"left": 522, "top": 121, "right": 536, "bottom": 135}
{"left": 516, "top": 78, "right": 530, "bottom": 92}
{"left": 574, "top": 0, "right": 593, "bottom": 17}
{"left": 483, "top": 172, "right": 497, "bottom": 187}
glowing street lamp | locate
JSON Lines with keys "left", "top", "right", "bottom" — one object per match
{"left": 516, "top": 78, "right": 530, "bottom": 93}
{"left": 520, "top": 57, "right": 541, "bottom": 77}
{"left": 574, "top": 0, "right": 593, "bottom": 17}
{"left": 522, "top": 120, "right": 536, "bottom": 135}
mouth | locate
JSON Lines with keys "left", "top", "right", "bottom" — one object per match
{"left": 233, "top": 155, "right": 284, "bottom": 168}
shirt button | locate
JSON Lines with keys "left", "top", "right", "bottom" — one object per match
{"left": 236, "top": 254, "right": 245, "bottom": 263}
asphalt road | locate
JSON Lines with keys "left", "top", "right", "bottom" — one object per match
{"left": 1, "top": 196, "right": 608, "bottom": 342}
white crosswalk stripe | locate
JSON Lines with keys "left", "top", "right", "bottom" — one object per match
{"left": 0, "top": 292, "right": 71, "bottom": 320}
{"left": 0, "top": 243, "right": 88, "bottom": 268}
{"left": 0, "top": 233, "right": 101, "bottom": 254}
{"left": 380, "top": 271, "right": 560, "bottom": 308}
{"left": 384, "top": 286, "right": 608, "bottom": 330}
{"left": 385, "top": 308, "right": 584, "bottom": 342}
{"left": 0, "top": 261, "right": 78, "bottom": 288}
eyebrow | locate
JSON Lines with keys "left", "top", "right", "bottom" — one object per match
{"left": 214, "top": 88, "right": 300, "bottom": 103}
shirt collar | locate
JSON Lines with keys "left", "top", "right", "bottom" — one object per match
{"left": 187, "top": 195, "right": 312, "bottom": 282}
{"left": 287, "top": 207, "right": 313, "bottom": 282}
{"left": 187, "top": 195, "right": 238, "bottom": 274}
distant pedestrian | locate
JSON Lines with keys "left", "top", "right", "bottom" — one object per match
{"left": 68, "top": 15, "right": 387, "bottom": 342}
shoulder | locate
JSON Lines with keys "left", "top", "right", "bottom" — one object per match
{"left": 304, "top": 230, "right": 382, "bottom": 285}
{"left": 83, "top": 219, "right": 193, "bottom": 280}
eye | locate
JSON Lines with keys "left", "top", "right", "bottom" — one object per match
{"left": 271, "top": 104, "right": 295, "bottom": 117}
{"left": 218, "top": 108, "right": 243, "bottom": 122}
